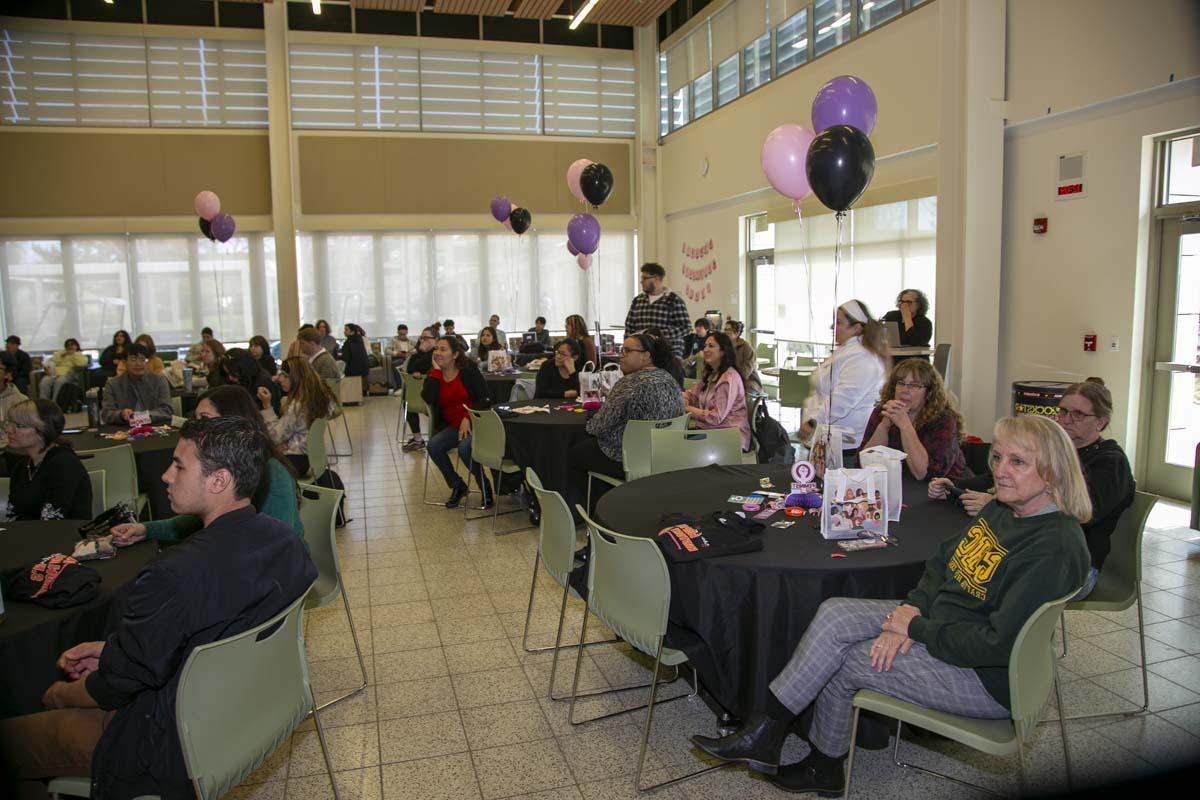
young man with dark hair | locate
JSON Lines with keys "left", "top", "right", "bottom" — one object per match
{"left": 442, "top": 319, "right": 468, "bottom": 352}
{"left": 624, "top": 262, "right": 691, "bottom": 357}
{"left": 3, "top": 335, "right": 33, "bottom": 394}
{"left": 527, "top": 316, "right": 551, "bottom": 348}
{"left": 0, "top": 416, "right": 316, "bottom": 799}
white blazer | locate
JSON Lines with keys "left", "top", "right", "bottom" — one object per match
{"left": 805, "top": 336, "right": 887, "bottom": 448}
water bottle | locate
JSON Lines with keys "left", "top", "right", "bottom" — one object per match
{"left": 183, "top": 367, "right": 194, "bottom": 393}
{"left": 86, "top": 398, "right": 100, "bottom": 428}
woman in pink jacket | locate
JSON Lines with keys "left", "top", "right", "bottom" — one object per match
{"left": 683, "top": 331, "right": 752, "bottom": 450}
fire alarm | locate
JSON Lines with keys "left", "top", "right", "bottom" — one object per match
{"left": 1083, "top": 334, "right": 1097, "bottom": 352}
{"left": 1033, "top": 217, "right": 1048, "bottom": 234}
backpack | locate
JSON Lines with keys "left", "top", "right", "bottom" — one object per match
{"left": 753, "top": 401, "right": 795, "bottom": 465}
{"left": 314, "top": 467, "right": 351, "bottom": 527}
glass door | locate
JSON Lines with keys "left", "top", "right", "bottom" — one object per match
{"left": 1145, "top": 217, "right": 1200, "bottom": 499}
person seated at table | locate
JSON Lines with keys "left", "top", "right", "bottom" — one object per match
{"left": 0, "top": 416, "right": 316, "bottom": 800}
{"left": 692, "top": 415, "right": 1092, "bottom": 794}
{"left": 566, "top": 333, "right": 685, "bottom": 511}
{"left": 489, "top": 314, "right": 508, "bottom": 348}
{"left": 682, "top": 317, "right": 711, "bottom": 378}
{"left": 0, "top": 360, "right": 28, "bottom": 450}
{"left": 39, "top": 338, "right": 88, "bottom": 403}
{"left": 257, "top": 356, "right": 338, "bottom": 477}
{"left": 112, "top": 385, "right": 303, "bottom": 545}
{"left": 473, "top": 326, "right": 506, "bottom": 368}
{"left": 249, "top": 334, "right": 278, "bottom": 376}
{"left": 185, "top": 326, "right": 214, "bottom": 368}
{"left": 422, "top": 335, "right": 494, "bottom": 508}
{"left": 683, "top": 331, "right": 751, "bottom": 450}
{"left": 100, "top": 343, "right": 173, "bottom": 425}
{"left": 642, "top": 326, "right": 686, "bottom": 388}
{"left": 2, "top": 398, "right": 92, "bottom": 521}
{"left": 116, "top": 334, "right": 165, "bottom": 377}
{"left": 881, "top": 288, "right": 933, "bottom": 347}
{"left": 800, "top": 299, "right": 889, "bottom": 458}
{"left": 387, "top": 324, "right": 413, "bottom": 393}
{"left": 722, "top": 320, "right": 763, "bottom": 394}
{"left": 2, "top": 335, "right": 33, "bottom": 395}
{"left": 316, "top": 319, "right": 340, "bottom": 357}
{"left": 401, "top": 328, "right": 437, "bottom": 452}
{"left": 221, "top": 347, "right": 282, "bottom": 416}
{"left": 860, "top": 359, "right": 966, "bottom": 480}
{"left": 197, "top": 337, "right": 227, "bottom": 386}
{"left": 297, "top": 327, "right": 342, "bottom": 381}
{"left": 565, "top": 314, "right": 598, "bottom": 367}
{"left": 528, "top": 316, "right": 551, "bottom": 348}
{"left": 337, "top": 323, "right": 371, "bottom": 394}
{"left": 536, "top": 338, "right": 581, "bottom": 399}
{"left": 442, "top": 319, "right": 469, "bottom": 353}
{"left": 930, "top": 377, "right": 1133, "bottom": 600}
{"left": 98, "top": 329, "right": 130, "bottom": 378}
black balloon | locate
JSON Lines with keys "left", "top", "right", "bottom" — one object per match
{"left": 805, "top": 125, "right": 875, "bottom": 213}
{"left": 579, "top": 162, "right": 614, "bottom": 207}
{"left": 198, "top": 216, "right": 216, "bottom": 241}
{"left": 508, "top": 207, "right": 532, "bottom": 235}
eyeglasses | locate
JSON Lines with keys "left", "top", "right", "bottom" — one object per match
{"left": 3, "top": 420, "right": 31, "bottom": 430}
{"left": 895, "top": 381, "right": 927, "bottom": 390}
{"left": 622, "top": 348, "right": 647, "bottom": 355}
{"left": 1055, "top": 408, "right": 1097, "bottom": 423}
{"left": 898, "top": 300, "right": 918, "bottom": 306}
{"left": 419, "top": 336, "right": 434, "bottom": 341}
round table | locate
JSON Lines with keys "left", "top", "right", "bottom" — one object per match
{"left": 499, "top": 400, "right": 591, "bottom": 498}
{"left": 483, "top": 372, "right": 538, "bottom": 405}
{"left": 63, "top": 427, "right": 180, "bottom": 519}
{"left": 594, "top": 463, "right": 968, "bottom": 717}
{"left": 0, "top": 520, "right": 156, "bottom": 718}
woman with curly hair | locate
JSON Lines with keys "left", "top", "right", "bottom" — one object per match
{"left": 859, "top": 358, "right": 965, "bottom": 480}
{"left": 256, "top": 355, "right": 338, "bottom": 476}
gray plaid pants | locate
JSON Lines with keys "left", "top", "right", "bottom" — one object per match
{"left": 769, "top": 598, "right": 1009, "bottom": 757}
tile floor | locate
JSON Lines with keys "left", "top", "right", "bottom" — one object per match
{"left": 226, "top": 398, "right": 1200, "bottom": 799}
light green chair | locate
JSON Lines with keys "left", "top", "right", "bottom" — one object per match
{"left": 845, "top": 590, "right": 1079, "bottom": 798}
{"left": 323, "top": 377, "right": 354, "bottom": 459}
{"left": 569, "top": 508, "right": 719, "bottom": 793}
{"left": 742, "top": 393, "right": 766, "bottom": 464}
{"left": 77, "top": 444, "right": 148, "bottom": 518}
{"left": 1061, "top": 491, "right": 1157, "bottom": 718}
{"left": 586, "top": 414, "right": 689, "bottom": 514}
{"left": 463, "top": 407, "right": 528, "bottom": 534}
{"left": 755, "top": 341, "right": 777, "bottom": 369}
{"left": 306, "top": 416, "right": 330, "bottom": 481}
{"left": 779, "top": 367, "right": 812, "bottom": 430}
{"left": 647, "top": 427, "right": 743, "bottom": 475}
{"left": 299, "top": 482, "right": 367, "bottom": 710}
{"left": 395, "top": 372, "right": 428, "bottom": 443}
{"left": 87, "top": 469, "right": 106, "bottom": 518}
{"left": 171, "top": 395, "right": 183, "bottom": 417}
{"left": 48, "top": 585, "right": 339, "bottom": 800}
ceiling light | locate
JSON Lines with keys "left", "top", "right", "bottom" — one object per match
{"left": 312, "top": 0, "right": 322, "bottom": 14}
{"left": 570, "top": 0, "right": 600, "bottom": 30}
{"left": 862, "top": 1, "right": 875, "bottom": 9}
{"left": 832, "top": 12, "right": 851, "bottom": 28}
{"left": 791, "top": 38, "right": 808, "bottom": 49}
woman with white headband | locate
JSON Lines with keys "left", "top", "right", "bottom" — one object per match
{"left": 801, "top": 299, "right": 890, "bottom": 460}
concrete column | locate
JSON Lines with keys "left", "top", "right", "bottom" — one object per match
{"left": 634, "top": 26, "right": 662, "bottom": 265}
{"left": 263, "top": 0, "right": 301, "bottom": 337}
{"left": 935, "top": 0, "right": 1008, "bottom": 433}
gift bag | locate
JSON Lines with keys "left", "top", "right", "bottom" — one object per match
{"left": 578, "top": 361, "right": 600, "bottom": 402}
{"left": 820, "top": 467, "right": 889, "bottom": 540}
{"left": 810, "top": 424, "right": 855, "bottom": 472}
{"left": 597, "top": 363, "right": 623, "bottom": 396}
{"left": 487, "top": 350, "right": 513, "bottom": 372}
{"left": 858, "top": 445, "right": 907, "bottom": 522}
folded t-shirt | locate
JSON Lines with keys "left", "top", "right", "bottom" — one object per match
{"left": 656, "top": 511, "right": 765, "bottom": 563}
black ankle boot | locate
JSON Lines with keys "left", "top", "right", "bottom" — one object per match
{"left": 690, "top": 713, "right": 791, "bottom": 775}
{"left": 445, "top": 484, "right": 468, "bottom": 508}
{"left": 767, "top": 749, "right": 846, "bottom": 796}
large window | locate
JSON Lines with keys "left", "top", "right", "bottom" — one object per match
{"left": 766, "top": 197, "right": 937, "bottom": 343}
{"left": 742, "top": 35, "right": 771, "bottom": 93}
{"left": 775, "top": 9, "right": 810, "bottom": 76}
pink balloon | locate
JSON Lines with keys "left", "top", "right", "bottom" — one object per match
{"left": 577, "top": 253, "right": 592, "bottom": 270}
{"left": 503, "top": 218, "right": 513, "bottom": 231}
{"left": 194, "top": 190, "right": 221, "bottom": 221}
{"left": 566, "top": 158, "right": 593, "bottom": 205}
{"left": 761, "top": 124, "right": 816, "bottom": 202}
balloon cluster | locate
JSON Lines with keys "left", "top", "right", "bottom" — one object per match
{"left": 489, "top": 196, "right": 532, "bottom": 235}
{"left": 565, "top": 158, "right": 614, "bottom": 271}
{"left": 195, "top": 191, "right": 236, "bottom": 243}
{"left": 761, "top": 75, "right": 878, "bottom": 214}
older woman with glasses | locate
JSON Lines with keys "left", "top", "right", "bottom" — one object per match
{"left": 860, "top": 359, "right": 966, "bottom": 480}
{"left": 3, "top": 398, "right": 92, "bottom": 521}
{"left": 881, "top": 288, "right": 932, "bottom": 347}
{"left": 930, "top": 377, "right": 1133, "bottom": 599}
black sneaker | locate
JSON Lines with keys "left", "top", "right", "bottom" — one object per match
{"left": 445, "top": 484, "right": 469, "bottom": 508}
{"left": 766, "top": 752, "right": 845, "bottom": 796}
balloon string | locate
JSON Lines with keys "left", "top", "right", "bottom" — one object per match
{"left": 822, "top": 210, "right": 847, "bottom": 463}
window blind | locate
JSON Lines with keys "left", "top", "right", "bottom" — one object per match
{"left": 147, "top": 38, "right": 267, "bottom": 127}
{"left": 543, "top": 53, "right": 635, "bottom": 137}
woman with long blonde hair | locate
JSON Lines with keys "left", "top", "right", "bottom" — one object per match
{"left": 860, "top": 358, "right": 965, "bottom": 479}
{"left": 256, "top": 355, "right": 338, "bottom": 475}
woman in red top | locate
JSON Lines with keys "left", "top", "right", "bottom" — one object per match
{"left": 420, "top": 335, "right": 494, "bottom": 508}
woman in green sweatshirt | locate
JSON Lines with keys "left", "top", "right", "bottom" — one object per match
{"left": 111, "top": 385, "right": 303, "bottom": 545}
{"left": 690, "top": 415, "right": 1092, "bottom": 795}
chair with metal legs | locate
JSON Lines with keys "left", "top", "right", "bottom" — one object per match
{"left": 323, "top": 378, "right": 354, "bottom": 460}
{"left": 462, "top": 407, "right": 529, "bottom": 535}
{"left": 298, "top": 482, "right": 367, "bottom": 710}
{"left": 396, "top": 372, "right": 428, "bottom": 444}
{"left": 585, "top": 414, "right": 689, "bottom": 515}
{"left": 1060, "top": 491, "right": 1157, "bottom": 719}
{"left": 568, "top": 506, "right": 726, "bottom": 793}
{"left": 845, "top": 589, "right": 1079, "bottom": 798}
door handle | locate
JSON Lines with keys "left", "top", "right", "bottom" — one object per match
{"left": 1155, "top": 362, "right": 1200, "bottom": 374}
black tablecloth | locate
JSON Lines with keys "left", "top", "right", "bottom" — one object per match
{"left": 500, "top": 401, "right": 591, "bottom": 497}
{"left": 62, "top": 427, "right": 180, "bottom": 519}
{"left": 0, "top": 520, "right": 156, "bottom": 718}
{"left": 484, "top": 374, "right": 518, "bottom": 404}
{"left": 594, "top": 463, "right": 969, "bottom": 717}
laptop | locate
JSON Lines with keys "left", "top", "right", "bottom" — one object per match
{"left": 883, "top": 321, "right": 902, "bottom": 347}
{"left": 521, "top": 331, "right": 536, "bottom": 345}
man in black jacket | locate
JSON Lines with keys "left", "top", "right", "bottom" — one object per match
{"left": 3, "top": 335, "right": 33, "bottom": 394}
{"left": 0, "top": 416, "right": 316, "bottom": 800}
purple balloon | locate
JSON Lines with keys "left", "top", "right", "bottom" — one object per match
{"left": 490, "top": 195, "right": 512, "bottom": 223}
{"left": 811, "top": 75, "right": 877, "bottom": 136}
{"left": 566, "top": 240, "right": 579, "bottom": 256}
{"left": 566, "top": 213, "right": 600, "bottom": 256}
{"left": 210, "top": 212, "right": 236, "bottom": 243}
